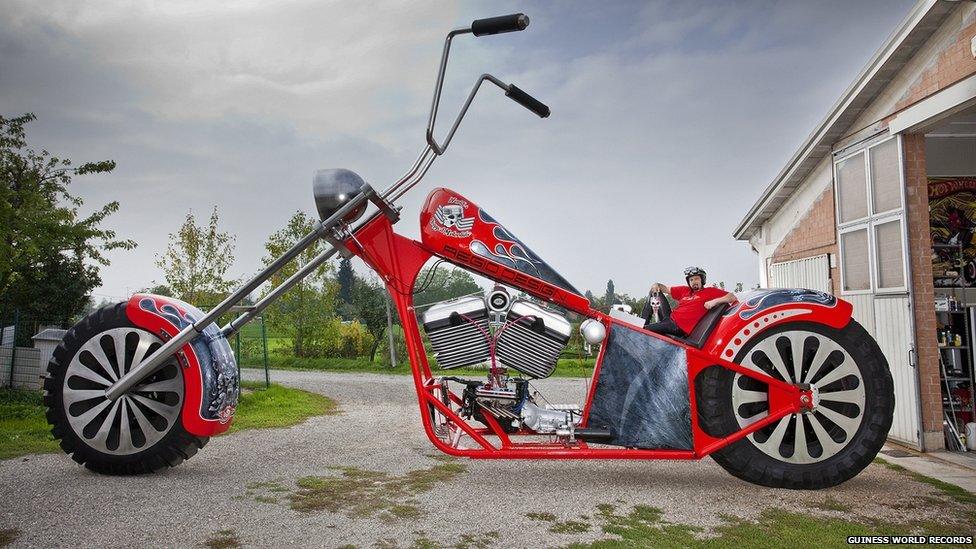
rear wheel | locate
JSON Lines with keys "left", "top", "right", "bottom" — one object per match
{"left": 44, "top": 303, "right": 207, "bottom": 474}
{"left": 696, "top": 320, "right": 894, "bottom": 489}
{"left": 964, "top": 258, "right": 976, "bottom": 285}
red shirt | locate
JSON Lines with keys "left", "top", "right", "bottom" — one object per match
{"left": 669, "top": 286, "right": 730, "bottom": 335}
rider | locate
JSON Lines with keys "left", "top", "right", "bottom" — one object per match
{"left": 642, "top": 266, "right": 737, "bottom": 337}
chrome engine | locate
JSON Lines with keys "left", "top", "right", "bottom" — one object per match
{"left": 422, "top": 287, "right": 571, "bottom": 379}
{"left": 496, "top": 299, "right": 571, "bottom": 378}
{"left": 447, "top": 376, "right": 582, "bottom": 436}
{"left": 422, "top": 286, "right": 582, "bottom": 436}
{"left": 422, "top": 295, "right": 490, "bottom": 370}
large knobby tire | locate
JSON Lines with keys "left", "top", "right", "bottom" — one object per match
{"left": 696, "top": 320, "right": 894, "bottom": 489}
{"left": 44, "top": 303, "right": 208, "bottom": 474}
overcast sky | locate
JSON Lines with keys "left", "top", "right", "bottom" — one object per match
{"left": 2, "top": 0, "right": 916, "bottom": 303}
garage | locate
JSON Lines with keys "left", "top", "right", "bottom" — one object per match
{"left": 735, "top": 0, "right": 976, "bottom": 454}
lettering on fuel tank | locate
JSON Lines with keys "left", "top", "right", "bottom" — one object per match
{"left": 442, "top": 244, "right": 558, "bottom": 299}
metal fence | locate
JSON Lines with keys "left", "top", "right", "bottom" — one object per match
{"left": 0, "top": 307, "right": 273, "bottom": 389}
{"left": 228, "top": 313, "right": 270, "bottom": 387}
{"left": 0, "top": 309, "right": 69, "bottom": 389}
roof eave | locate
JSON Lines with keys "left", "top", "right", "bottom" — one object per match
{"left": 732, "top": 0, "right": 943, "bottom": 241}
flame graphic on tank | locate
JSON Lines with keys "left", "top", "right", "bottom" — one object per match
{"left": 469, "top": 209, "right": 578, "bottom": 294}
{"left": 420, "top": 188, "right": 581, "bottom": 296}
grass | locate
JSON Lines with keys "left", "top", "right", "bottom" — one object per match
{"left": 874, "top": 457, "right": 976, "bottom": 506}
{"left": 405, "top": 531, "right": 500, "bottom": 549}
{"left": 241, "top": 356, "right": 596, "bottom": 378}
{"left": 551, "top": 520, "right": 592, "bottom": 534}
{"left": 287, "top": 462, "right": 467, "bottom": 521}
{"left": 227, "top": 381, "right": 338, "bottom": 433}
{"left": 562, "top": 502, "right": 970, "bottom": 549}
{"left": 0, "top": 528, "right": 20, "bottom": 547}
{"left": 203, "top": 529, "right": 240, "bottom": 549}
{"left": 0, "top": 389, "right": 59, "bottom": 459}
{"left": 0, "top": 382, "right": 336, "bottom": 460}
{"left": 556, "top": 460, "right": 976, "bottom": 549}
{"left": 527, "top": 511, "right": 592, "bottom": 534}
{"left": 805, "top": 496, "right": 851, "bottom": 513}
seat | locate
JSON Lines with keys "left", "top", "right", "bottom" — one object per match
{"left": 672, "top": 303, "right": 730, "bottom": 349}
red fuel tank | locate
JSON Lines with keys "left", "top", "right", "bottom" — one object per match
{"left": 420, "top": 188, "right": 587, "bottom": 310}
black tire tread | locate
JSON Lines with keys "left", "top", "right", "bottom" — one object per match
{"left": 696, "top": 320, "right": 894, "bottom": 489}
{"left": 43, "top": 302, "right": 208, "bottom": 475}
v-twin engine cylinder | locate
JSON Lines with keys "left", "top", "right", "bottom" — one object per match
{"left": 422, "top": 295, "right": 491, "bottom": 370}
{"left": 421, "top": 290, "right": 571, "bottom": 379}
{"left": 495, "top": 300, "right": 570, "bottom": 378}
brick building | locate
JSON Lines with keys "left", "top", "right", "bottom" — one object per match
{"left": 735, "top": 0, "right": 976, "bottom": 452}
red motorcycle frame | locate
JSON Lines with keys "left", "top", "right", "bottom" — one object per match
{"left": 347, "top": 193, "right": 845, "bottom": 460}
{"left": 47, "top": 14, "right": 890, "bottom": 487}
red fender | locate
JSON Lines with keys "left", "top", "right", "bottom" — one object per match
{"left": 702, "top": 288, "right": 854, "bottom": 361}
{"left": 125, "top": 294, "right": 239, "bottom": 437}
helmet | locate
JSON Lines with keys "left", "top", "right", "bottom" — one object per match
{"left": 684, "top": 266, "right": 707, "bottom": 286}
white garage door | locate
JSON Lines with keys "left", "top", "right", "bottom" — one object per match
{"left": 834, "top": 134, "right": 921, "bottom": 448}
{"left": 768, "top": 254, "right": 831, "bottom": 292}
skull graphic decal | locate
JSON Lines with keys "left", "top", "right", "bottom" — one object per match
{"left": 433, "top": 204, "right": 474, "bottom": 235}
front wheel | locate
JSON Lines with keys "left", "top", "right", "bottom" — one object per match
{"left": 696, "top": 320, "right": 894, "bottom": 489}
{"left": 44, "top": 303, "right": 208, "bottom": 474}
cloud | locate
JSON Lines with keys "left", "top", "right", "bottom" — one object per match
{"left": 0, "top": 0, "right": 915, "bottom": 304}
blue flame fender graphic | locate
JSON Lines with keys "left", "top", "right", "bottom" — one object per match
{"left": 706, "top": 288, "right": 852, "bottom": 361}
{"left": 127, "top": 294, "right": 240, "bottom": 436}
{"left": 730, "top": 288, "right": 837, "bottom": 320}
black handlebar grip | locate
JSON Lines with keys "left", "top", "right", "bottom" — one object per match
{"left": 471, "top": 14, "right": 529, "bottom": 36}
{"left": 505, "top": 84, "right": 551, "bottom": 118}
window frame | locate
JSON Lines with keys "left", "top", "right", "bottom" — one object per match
{"left": 833, "top": 134, "right": 909, "bottom": 295}
{"left": 872, "top": 214, "right": 908, "bottom": 291}
{"left": 835, "top": 149, "right": 871, "bottom": 226}
{"left": 868, "top": 137, "right": 903, "bottom": 216}
{"left": 838, "top": 224, "right": 873, "bottom": 295}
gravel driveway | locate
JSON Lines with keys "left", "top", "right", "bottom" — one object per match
{"left": 0, "top": 369, "right": 963, "bottom": 548}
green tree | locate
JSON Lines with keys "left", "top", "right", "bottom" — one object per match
{"left": 0, "top": 113, "right": 135, "bottom": 323}
{"left": 617, "top": 293, "right": 647, "bottom": 316}
{"left": 584, "top": 289, "right": 606, "bottom": 312}
{"left": 603, "top": 279, "right": 616, "bottom": 312}
{"left": 413, "top": 265, "right": 482, "bottom": 305}
{"left": 75, "top": 296, "right": 116, "bottom": 322}
{"left": 141, "top": 283, "right": 173, "bottom": 297}
{"left": 336, "top": 257, "right": 355, "bottom": 320}
{"left": 261, "top": 210, "right": 336, "bottom": 357}
{"left": 348, "top": 274, "right": 393, "bottom": 362}
{"left": 155, "top": 206, "right": 236, "bottom": 306}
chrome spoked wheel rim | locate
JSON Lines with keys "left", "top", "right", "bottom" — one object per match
{"left": 733, "top": 330, "right": 866, "bottom": 464}
{"left": 62, "top": 327, "right": 184, "bottom": 455}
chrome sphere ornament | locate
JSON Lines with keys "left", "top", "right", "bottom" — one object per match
{"left": 580, "top": 318, "right": 606, "bottom": 345}
{"left": 312, "top": 168, "right": 369, "bottom": 223}
{"left": 487, "top": 286, "right": 511, "bottom": 313}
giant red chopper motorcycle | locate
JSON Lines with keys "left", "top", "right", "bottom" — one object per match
{"left": 44, "top": 14, "right": 894, "bottom": 489}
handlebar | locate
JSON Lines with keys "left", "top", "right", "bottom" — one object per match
{"left": 385, "top": 13, "right": 549, "bottom": 202}
{"left": 472, "top": 14, "right": 529, "bottom": 36}
{"left": 505, "top": 84, "right": 550, "bottom": 118}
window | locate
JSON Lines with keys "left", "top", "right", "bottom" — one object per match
{"left": 834, "top": 135, "right": 907, "bottom": 294}
{"left": 837, "top": 152, "right": 868, "bottom": 223}
{"left": 840, "top": 229, "right": 870, "bottom": 292}
{"left": 870, "top": 138, "right": 901, "bottom": 214}
{"left": 874, "top": 219, "right": 905, "bottom": 289}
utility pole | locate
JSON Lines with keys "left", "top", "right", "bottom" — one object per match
{"left": 385, "top": 294, "right": 397, "bottom": 368}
